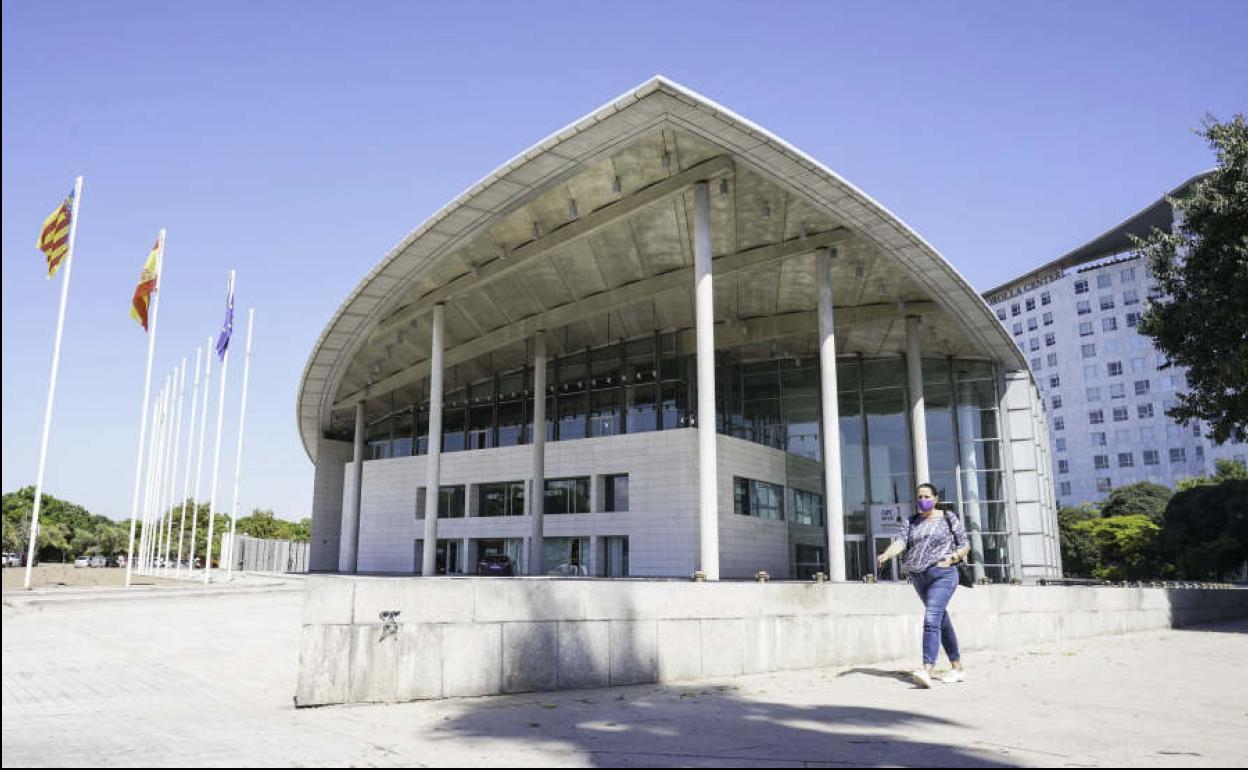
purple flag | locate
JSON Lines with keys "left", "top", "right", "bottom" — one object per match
{"left": 215, "top": 276, "right": 234, "bottom": 360}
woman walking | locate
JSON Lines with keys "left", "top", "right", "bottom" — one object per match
{"left": 876, "top": 483, "right": 971, "bottom": 688}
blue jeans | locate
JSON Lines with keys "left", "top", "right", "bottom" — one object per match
{"left": 909, "top": 565, "right": 961, "bottom": 666}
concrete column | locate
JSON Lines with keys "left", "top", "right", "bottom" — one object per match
{"left": 693, "top": 180, "right": 720, "bottom": 580}
{"left": 340, "top": 401, "right": 365, "bottom": 573}
{"left": 817, "top": 247, "right": 846, "bottom": 581}
{"left": 421, "top": 303, "right": 444, "bottom": 577}
{"left": 906, "top": 314, "right": 930, "bottom": 484}
{"left": 528, "top": 331, "right": 547, "bottom": 575}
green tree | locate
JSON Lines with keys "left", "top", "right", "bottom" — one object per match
{"left": 1075, "top": 515, "right": 1164, "bottom": 581}
{"left": 1131, "top": 114, "right": 1248, "bottom": 444}
{"left": 1058, "top": 503, "right": 1101, "bottom": 577}
{"left": 1162, "top": 478, "right": 1248, "bottom": 579}
{"left": 1099, "top": 482, "right": 1172, "bottom": 525}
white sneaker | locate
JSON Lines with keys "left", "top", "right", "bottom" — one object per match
{"left": 910, "top": 669, "right": 933, "bottom": 689}
{"left": 938, "top": 669, "right": 966, "bottom": 683}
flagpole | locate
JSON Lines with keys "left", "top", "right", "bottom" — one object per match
{"left": 125, "top": 230, "right": 166, "bottom": 588}
{"left": 204, "top": 270, "right": 235, "bottom": 584}
{"left": 161, "top": 359, "right": 187, "bottom": 575}
{"left": 137, "top": 392, "right": 161, "bottom": 574}
{"left": 226, "top": 309, "right": 255, "bottom": 582}
{"left": 153, "top": 375, "right": 173, "bottom": 572}
{"left": 144, "top": 380, "right": 170, "bottom": 573}
{"left": 188, "top": 335, "right": 214, "bottom": 577}
{"left": 23, "top": 177, "right": 83, "bottom": 589}
{"left": 175, "top": 347, "right": 203, "bottom": 578}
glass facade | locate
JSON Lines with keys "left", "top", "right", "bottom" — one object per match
{"left": 357, "top": 329, "right": 1010, "bottom": 580}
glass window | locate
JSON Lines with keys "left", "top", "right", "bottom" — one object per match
{"left": 1047, "top": 353, "right": 1058, "bottom": 367}
{"left": 1086, "top": 387, "right": 1101, "bottom": 402}
{"left": 1103, "top": 317, "right": 1118, "bottom": 332}
{"left": 1011, "top": 303, "right": 1021, "bottom": 317}
{"left": 1118, "top": 452, "right": 1134, "bottom": 468}
{"left": 996, "top": 308, "right": 1007, "bottom": 321}
{"left": 416, "top": 485, "right": 466, "bottom": 519}
{"left": 1112, "top": 407, "right": 1129, "bottom": 422}
{"left": 733, "top": 477, "right": 784, "bottom": 520}
{"left": 1053, "top": 417, "right": 1064, "bottom": 431}
{"left": 544, "top": 477, "right": 590, "bottom": 514}
{"left": 1084, "top": 364, "right": 1099, "bottom": 381}
{"left": 1079, "top": 321, "right": 1094, "bottom": 336}
{"left": 1060, "top": 481, "right": 1072, "bottom": 496}
{"left": 1041, "top": 291, "right": 1051, "bottom": 306}
{"left": 1049, "top": 375, "right": 1060, "bottom": 388}
{"left": 1131, "top": 357, "right": 1146, "bottom": 372}
{"left": 1077, "top": 300, "right": 1091, "bottom": 315}
{"left": 1121, "top": 268, "right": 1135, "bottom": 283}
{"left": 442, "top": 390, "right": 466, "bottom": 453}
{"left": 1110, "top": 384, "right": 1125, "bottom": 399}
{"left": 1082, "top": 343, "right": 1097, "bottom": 359}
{"left": 1058, "top": 459, "right": 1070, "bottom": 474}
{"left": 788, "top": 489, "right": 824, "bottom": 527}
{"left": 589, "top": 387, "right": 620, "bottom": 438}
{"left": 1123, "top": 289, "right": 1139, "bottom": 305}
{"left": 1097, "top": 274, "right": 1112, "bottom": 289}
{"left": 1107, "top": 361, "right": 1123, "bottom": 376}
{"left": 1030, "top": 357, "right": 1042, "bottom": 371}
{"left": 1089, "top": 410, "right": 1104, "bottom": 424}
{"left": 1170, "top": 448, "right": 1186, "bottom": 463}
{"left": 1097, "top": 478, "right": 1112, "bottom": 493}
{"left": 1094, "top": 455, "right": 1109, "bottom": 470}
{"left": 1074, "top": 280, "right": 1089, "bottom": 294}
{"left": 1092, "top": 432, "right": 1107, "bottom": 446}
{"left": 478, "top": 481, "right": 525, "bottom": 517}
{"left": 1099, "top": 294, "right": 1115, "bottom": 310}
{"left": 1043, "top": 311, "right": 1053, "bottom": 326}
{"left": 467, "top": 403, "right": 495, "bottom": 450}
{"left": 1012, "top": 322, "right": 1023, "bottom": 336}
{"left": 1045, "top": 333, "right": 1056, "bottom": 347}
{"left": 542, "top": 536, "right": 590, "bottom": 576}
{"left": 1135, "top": 380, "right": 1151, "bottom": 396}
{"left": 1028, "top": 317, "right": 1038, "bottom": 331}
{"left": 1137, "top": 402, "right": 1153, "bottom": 418}
{"left": 1051, "top": 395, "right": 1062, "bottom": 409}
{"left": 1143, "top": 449, "right": 1160, "bottom": 465}
{"left": 1127, "top": 312, "right": 1141, "bottom": 328}
{"left": 1029, "top": 337, "right": 1040, "bottom": 351}
{"left": 1025, "top": 298, "right": 1036, "bottom": 311}
{"left": 1056, "top": 437, "right": 1067, "bottom": 452}
{"left": 604, "top": 474, "right": 629, "bottom": 512}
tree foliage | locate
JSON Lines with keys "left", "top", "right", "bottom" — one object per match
{"left": 1131, "top": 113, "right": 1248, "bottom": 444}
{"left": 1098, "top": 482, "right": 1172, "bottom": 524}
{"left": 1074, "top": 515, "right": 1163, "bottom": 581}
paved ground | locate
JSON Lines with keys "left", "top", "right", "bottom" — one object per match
{"left": 2, "top": 565, "right": 181, "bottom": 591}
{"left": 2, "top": 580, "right": 1246, "bottom": 767}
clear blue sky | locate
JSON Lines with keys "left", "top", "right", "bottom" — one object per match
{"left": 3, "top": 1, "right": 1245, "bottom": 522}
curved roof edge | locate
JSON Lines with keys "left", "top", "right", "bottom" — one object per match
{"left": 298, "top": 76, "right": 1027, "bottom": 462}
{"left": 983, "top": 170, "right": 1212, "bottom": 300}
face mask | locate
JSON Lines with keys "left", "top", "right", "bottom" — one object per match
{"left": 918, "top": 498, "right": 936, "bottom": 512}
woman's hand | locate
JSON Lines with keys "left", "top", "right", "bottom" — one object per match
{"left": 937, "top": 558, "right": 953, "bottom": 568}
{"left": 876, "top": 553, "right": 890, "bottom": 568}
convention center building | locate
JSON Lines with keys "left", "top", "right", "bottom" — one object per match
{"left": 299, "top": 77, "right": 1061, "bottom": 583}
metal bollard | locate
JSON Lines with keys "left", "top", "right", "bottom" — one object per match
{"left": 813, "top": 572, "right": 828, "bottom": 583}
{"left": 755, "top": 570, "right": 770, "bottom": 583}
{"left": 691, "top": 570, "right": 707, "bottom": 582}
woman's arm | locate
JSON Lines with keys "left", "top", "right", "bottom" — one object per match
{"left": 876, "top": 540, "right": 905, "bottom": 567}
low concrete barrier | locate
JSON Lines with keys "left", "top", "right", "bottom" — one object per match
{"left": 294, "top": 576, "right": 1248, "bottom": 706}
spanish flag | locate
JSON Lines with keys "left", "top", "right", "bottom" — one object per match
{"left": 38, "top": 189, "right": 74, "bottom": 278}
{"left": 130, "top": 236, "right": 161, "bottom": 331}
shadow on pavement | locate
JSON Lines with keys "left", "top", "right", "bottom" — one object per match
{"left": 441, "top": 686, "right": 1020, "bottom": 767}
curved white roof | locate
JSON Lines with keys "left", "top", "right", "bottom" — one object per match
{"left": 298, "top": 76, "right": 1024, "bottom": 461}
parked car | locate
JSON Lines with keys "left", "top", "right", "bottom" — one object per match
{"left": 477, "top": 553, "right": 514, "bottom": 577}
{"left": 73, "top": 555, "right": 91, "bottom": 568}
{"left": 1, "top": 552, "right": 19, "bottom": 568}
{"left": 89, "top": 555, "right": 107, "bottom": 568}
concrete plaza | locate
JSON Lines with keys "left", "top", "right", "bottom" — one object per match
{"left": 2, "top": 578, "right": 1246, "bottom": 767}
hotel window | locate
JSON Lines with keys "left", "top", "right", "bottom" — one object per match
{"left": 1074, "top": 279, "right": 1089, "bottom": 294}
{"left": 1094, "top": 455, "right": 1110, "bottom": 470}
{"left": 788, "top": 489, "right": 824, "bottom": 527}
{"left": 1135, "top": 380, "right": 1150, "bottom": 396}
{"left": 1059, "top": 481, "right": 1072, "bottom": 496}
{"left": 1097, "top": 274, "right": 1112, "bottom": 289}
{"left": 544, "top": 477, "right": 591, "bottom": 514}
{"left": 1107, "top": 361, "right": 1122, "bottom": 376}
{"left": 1121, "top": 268, "right": 1135, "bottom": 283}
{"left": 1047, "top": 353, "right": 1058, "bottom": 367}
{"left": 1079, "top": 321, "right": 1094, "bottom": 336}
{"left": 1049, "top": 375, "right": 1060, "bottom": 388}
{"left": 1123, "top": 289, "right": 1139, "bottom": 305}
{"left": 1110, "top": 384, "right": 1125, "bottom": 399}
{"left": 1195, "top": 446, "right": 1205, "bottom": 461}
{"left": 1041, "top": 291, "right": 1052, "bottom": 306}
{"left": 1089, "top": 410, "right": 1104, "bottom": 425}
{"left": 1011, "top": 303, "right": 1021, "bottom": 317}
{"left": 1077, "top": 300, "right": 1092, "bottom": 315}
{"left": 1058, "top": 460, "right": 1070, "bottom": 474}
{"left": 478, "top": 481, "right": 526, "bottom": 517}
{"left": 1112, "top": 407, "right": 1129, "bottom": 422}
{"left": 1170, "top": 448, "right": 1186, "bottom": 463}
{"left": 1086, "top": 387, "right": 1101, "bottom": 402}
{"left": 1056, "top": 438, "right": 1067, "bottom": 452}
{"left": 734, "top": 477, "right": 784, "bottom": 521}
{"left": 603, "top": 474, "right": 629, "bottom": 512}
{"left": 1092, "top": 431, "right": 1107, "bottom": 446}
{"left": 1028, "top": 317, "right": 1038, "bottom": 331}
{"left": 1082, "top": 343, "right": 1097, "bottom": 359}
{"left": 416, "top": 485, "right": 467, "bottom": 519}
{"left": 1030, "top": 357, "right": 1042, "bottom": 370}
{"left": 1143, "top": 449, "right": 1160, "bottom": 466}
{"left": 1043, "top": 311, "right": 1053, "bottom": 326}
{"left": 1118, "top": 452, "right": 1134, "bottom": 468}
{"left": 1137, "top": 402, "right": 1154, "bottom": 418}
{"left": 1053, "top": 416, "right": 1065, "bottom": 431}
{"left": 1025, "top": 298, "right": 1036, "bottom": 311}
{"left": 1029, "top": 337, "right": 1040, "bottom": 351}
{"left": 1099, "top": 294, "right": 1115, "bottom": 310}
{"left": 996, "top": 308, "right": 1007, "bottom": 321}
{"left": 1051, "top": 396, "right": 1063, "bottom": 410}
{"left": 1097, "top": 478, "right": 1112, "bottom": 493}
{"left": 1103, "top": 317, "right": 1118, "bottom": 332}
{"left": 1126, "top": 312, "right": 1141, "bottom": 328}
{"left": 1013, "top": 322, "right": 1023, "bottom": 336}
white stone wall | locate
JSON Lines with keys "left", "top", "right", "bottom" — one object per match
{"left": 1002, "top": 371, "right": 1061, "bottom": 579}
{"left": 309, "top": 439, "right": 353, "bottom": 572}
